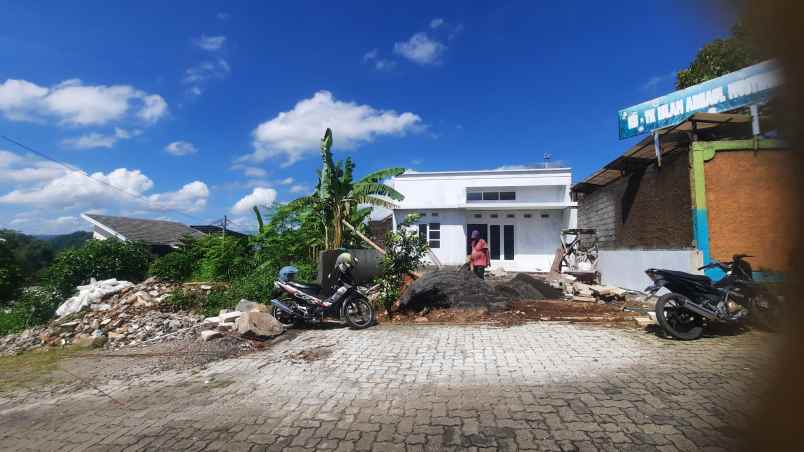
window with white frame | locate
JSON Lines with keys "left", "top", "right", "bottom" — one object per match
{"left": 417, "top": 222, "right": 441, "bottom": 248}
{"left": 466, "top": 190, "right": 516, "bottom": 202}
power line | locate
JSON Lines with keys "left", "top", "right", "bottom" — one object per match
{"left": 1, "top": 135, "right": 214, "bottom": 225}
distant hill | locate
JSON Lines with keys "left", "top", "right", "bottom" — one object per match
{"left": 34, "top": 231, "right": 93, "bottom": 252}
{"left": 1, "top": 229, "right": 93, "bottom": 284}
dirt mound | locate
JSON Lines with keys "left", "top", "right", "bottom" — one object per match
{"left": 399, "top": 269, "right": 512, "bottom": 313}
{"left": 491, "top": 273, "right": 546, "bottom": 300}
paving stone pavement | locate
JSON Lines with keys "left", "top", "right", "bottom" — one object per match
{"left": 0, "top": 323, "right": 776, "bottom": 451}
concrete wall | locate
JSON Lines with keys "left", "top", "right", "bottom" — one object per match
{"left": 598, "top": 249, "right": 703, "bottom": 290}
{"left": 577, "top": 150, "right": 694, "bottom": 249}
{"left": 390, "top": 168, "right": 573, "bottom": 209}
{"left": 704, "top": 149, "right": 796, "bottom": 272}
{"left": 393, "top": 208, "right": 569, "bottom": 272}
{"left": 318, "top": 249, "right": 382, "bottom": 296}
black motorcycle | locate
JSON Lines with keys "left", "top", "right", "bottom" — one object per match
{"left": 645, "top": 254, "right": 782, "bottom": 340}
{"left": 269, "top": 254, "right": 375, "bottom": 329}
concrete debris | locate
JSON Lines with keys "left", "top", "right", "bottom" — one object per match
{"left": 55, "top": 278, "right": 134, "bottom": 317}
{"left": 237, "top": 311, "right": 284, "bottom": 338}
{"left": 235, "top": 299, "right": 269, "bottom": 313}
{"left": 0, "top": 278, "right": 207, "bottom": 356}
{"left": 220, "top": 311, "right": 242, "bottom": 323}
{"left": 200, "top": 330, "right": 223, "bottom": 341}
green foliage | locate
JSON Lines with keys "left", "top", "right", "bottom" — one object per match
{"left": 46, "top": 239, "right": 152, "bottom": 298}
{"left": 39, "top": 231, "right": 93, "bottom": 252}
{"left": 298, "top": 128, "right": 405, "bottom": 249}
{"left": 676, "top": 21, "right": 764, "bottom": 89}
{"left": 376, "top": 214, "right": 429, "bottom": 310}
{"left": 0, "top": 286, "right": 61, "bottom": 335}
{"left": 0, "top": 229, "right": 56, "bottom": 285}
{"left": 149, "top": 234, "right": 254, "bottom": 283}
{"left": 0, "top": 242, "right": 23, "bottom": 306}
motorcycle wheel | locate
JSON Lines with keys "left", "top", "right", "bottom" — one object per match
{"left": 271, "top": 301, "right": 298, "bottom": 328}
{"left": 655, "top": 293, "right": 704, "bottom": 340}
{"left": 341, "top": 296, "right": 375, "bottom": 329}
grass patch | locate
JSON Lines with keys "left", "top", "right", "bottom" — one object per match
{"left": 0, "top": 345, "right": 90, "bottom": 393}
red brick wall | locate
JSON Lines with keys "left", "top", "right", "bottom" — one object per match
{"left": 704, "top": 149, "right": 796, "bottom": 272}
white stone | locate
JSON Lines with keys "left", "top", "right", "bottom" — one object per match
{"left": 220, "top": 311, "right": 242, "bottom": 323}
{"left": 200, "top": 330, "right": 222, "bottom": 341}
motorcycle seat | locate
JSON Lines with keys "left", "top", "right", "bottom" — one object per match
{"left": 657, "top": 269, "right": 712, "bottom": 285}
{"left": 288, "top": 281, "right": 322, "bottom": 295}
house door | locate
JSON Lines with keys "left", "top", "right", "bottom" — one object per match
{"left": 466, "top": 224, "right": 488, "bottom": 255}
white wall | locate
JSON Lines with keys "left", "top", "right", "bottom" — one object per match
{"left": 597, "top": 249, "right": 704, "bottom": 290}
{"left": 394, "top": 208, "right": 569, "bottom": 271}
{"left": 391, "top": 169, "right": 573, "bottom": 209}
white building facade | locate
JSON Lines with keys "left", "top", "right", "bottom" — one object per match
{"left": 389, "top": 167, "right": 577, "bottom": 272}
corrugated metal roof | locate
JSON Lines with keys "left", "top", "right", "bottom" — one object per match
{"left": 572, "top": 112, "right": 756, "bottom": 193}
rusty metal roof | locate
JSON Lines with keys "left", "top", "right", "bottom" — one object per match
{"left": 572, "top": 112, "right": 755, "bottom": 193}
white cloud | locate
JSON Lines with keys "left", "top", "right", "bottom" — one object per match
{"left": 231, "top": 187, "right": 277, "bottom": 214}
{"left": 363, "top": 49, "right": 378, "bottom": 62}
{"left": 289, "top": 184, "right": 307, "bottom": 194}
{"left": 194, "top": 35, "right": 226, "bottom": 51}
{"left": 0, "top": 159, "right": 208, "bottom": 214}
{"left": 147, "top": 181, "right": 209, "bottom": 212}
{"left": 0, "top": 78, "right": 168, "bottom": 126}
{"left": 63, "top": 128, "right": 140, "bottom": 150}
{"left": 217, "top": 12, "right": 230, "bottom": 21}
{"left": 165, "top": 140, "right": 198, "bottom": 156}
{"left": 183, "top": 58, "right": 231, "bottom": 95}
{"left": 643, "top": 70, "right": 677, "bottom": 91}
{"left": 430, "top": 18, "right": 445, "bottom": 29}
{"left": 0, "top": 150, "right": 67, "bottom": 183}
{"left": 243, "top": 167, "right": 267, "bottom": 178}
{"left": 241, "top": 90, "right": 422, "bottom": 166}
{"left": 393, "top": 32, "right": 446, "bottom": 65}
{"left": 375, "top": 59, "right": 397, "bottom": 71}
{"left": 138, "top": 95, "right": 168, "bottom": 123}
{"left": 279, "top": 177, "right": 294, "bottom": 185}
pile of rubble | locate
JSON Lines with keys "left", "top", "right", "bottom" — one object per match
{"left": 0, "top": 278, "right": 207, "bottom": 356}
{"left": 199, "top": 300, "right": 284, "bottom": 341}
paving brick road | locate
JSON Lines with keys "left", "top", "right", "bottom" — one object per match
{"left": 0, "top": 323, "right": 775, "bottom": 451}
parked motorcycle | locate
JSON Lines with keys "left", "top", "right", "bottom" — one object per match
{"left": 645, "top": 254, "right": 782, "bottom": 340}
{"left": 270, "top": 253, "right": 375, "bottom": 329}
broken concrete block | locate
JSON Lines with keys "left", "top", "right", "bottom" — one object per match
{"left": 203, "top": 316, "right": 221, "bottom": 325}
{"left": 217, "top": 322, "right": 236, "bottom": 331}
{"left": 237, "top": 311, "right": 284, "bottom": 338}
{"left": 572, "top": 295, "right": 597, "bottom": 303}
{"left": 633, "top": 317, "right": 655, "bottom": 327}
{"left": 200, "top": 330, "right": 223, "bottom": 341}
{"left": 220, "top": 311, "right": 242, "bottom": 323}
{"left": 236, "top": 299, "right": 269, "bottom": 313}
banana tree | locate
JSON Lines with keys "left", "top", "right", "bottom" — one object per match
{"left": 306, "top": 128, "right": 405, "bottom": 249}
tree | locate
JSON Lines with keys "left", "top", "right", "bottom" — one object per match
{"left": 0, "top": 241, "right": 23, "bottom": 305}
{"left": 676, "top": 20, "right": 765, "bottom": 89}
{"left": 298, "top": 128, "right": 406, "bottom": 249}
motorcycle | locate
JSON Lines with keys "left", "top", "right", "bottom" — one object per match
{"left": 645, "top": 254, "right": 782, "bottom": 340}
{"left": 269, "top": 253, "right": 375, "bottom": 329}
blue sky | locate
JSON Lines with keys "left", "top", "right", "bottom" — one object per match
{"left": 0, "top": 1, "right": 736, "bottom": 234}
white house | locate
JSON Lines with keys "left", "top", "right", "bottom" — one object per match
{"left": 388, "top": 167, "right": 577, "bottom": 272}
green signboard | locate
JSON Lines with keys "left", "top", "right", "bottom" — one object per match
{"left": 618, "top": 60, "right": 781, "bottom": 139}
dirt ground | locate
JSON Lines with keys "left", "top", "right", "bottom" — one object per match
{"left": 381, "top": 298, "right": 645, "bottom": 327}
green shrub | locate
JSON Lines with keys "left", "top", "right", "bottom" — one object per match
{"left": 46, "top": 239, "right": 152, "bottom": 298}
{"left": 0, "top": 286, "right": 61, "bottom": 335}
{"left": 377, "top": 214, "right": 429, "bottom": 310}
{"left": 192, "top": 235, "right": 254, "bottom": 282}
{"left": 0, "top": 242, "right": 23, "bottom": 307}
{"left": 148, "top": 236, "right": 200, "bottom": 282}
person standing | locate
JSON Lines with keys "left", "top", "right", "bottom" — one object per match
{"left": 469, "top": 229, "right": 490, "bottom": 279}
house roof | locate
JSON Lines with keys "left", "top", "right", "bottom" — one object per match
{"left": 190, "top": 225, "right": 248, "bottom": 238}
{"left": 572, "top": 112, "right": 759, "bottom": 194}
{"left": 82, "top": 213, "right": 204, "bottom": 246}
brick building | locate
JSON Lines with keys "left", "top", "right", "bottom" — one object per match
{"left": 572, "top": 113, "right": 794, "bottom": 288}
